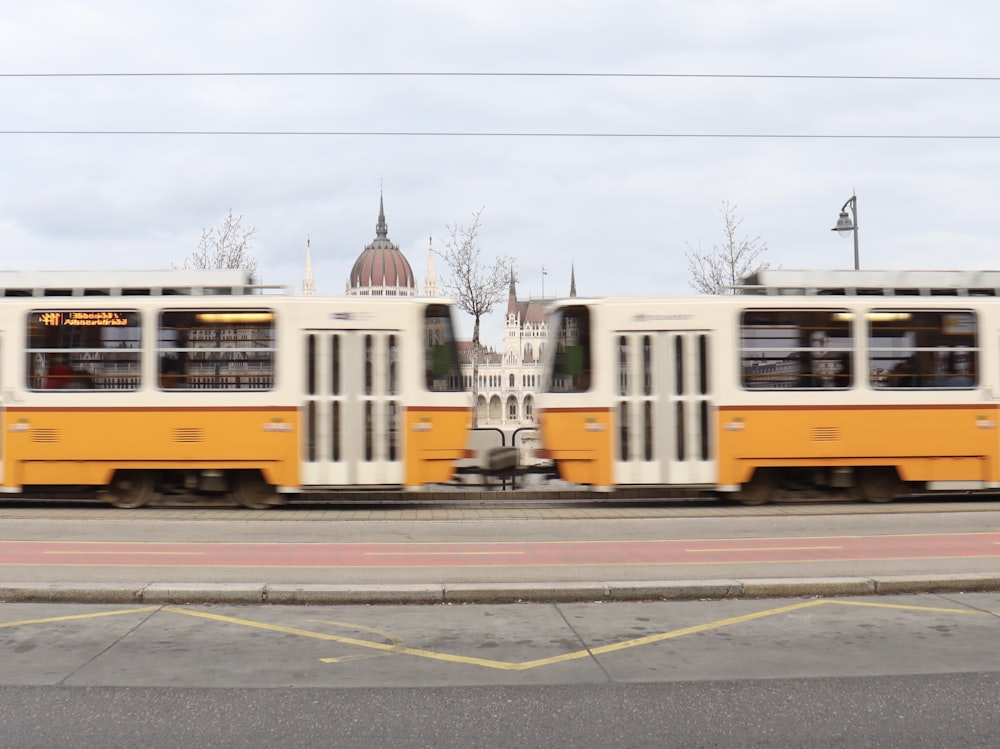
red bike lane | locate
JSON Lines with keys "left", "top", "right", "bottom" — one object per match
{"left": 2, "top": 532, "right": 998, "bottom": 569}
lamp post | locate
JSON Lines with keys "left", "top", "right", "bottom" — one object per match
{"left": 831, "top": 194, "right": 859, "bottom": 270}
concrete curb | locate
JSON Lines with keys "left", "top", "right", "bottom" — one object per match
{"left": 2, "top": 574, "right": 999, "bottom": 605}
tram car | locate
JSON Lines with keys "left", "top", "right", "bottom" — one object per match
{"left": 0, "top": 270, "right": 470, "bottom": 507}
{"left": 537, "top": 269, "right": 1000, "bottom": 503}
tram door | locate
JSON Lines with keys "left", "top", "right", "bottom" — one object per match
{"left": 613, "top": 331, "right": 715, "bottom": 486}
{"left": 300, "top": 330, "right": 402, "bottom": 486}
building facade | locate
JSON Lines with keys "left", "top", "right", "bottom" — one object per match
{"left": 306, "top": 194, "right": 577, "bottom": 428}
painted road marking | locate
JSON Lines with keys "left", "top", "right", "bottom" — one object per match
{"left": 2, "top": 600, "right": 997, "bottom": 671}
{"left": 1, "top": 532, "right": 999, "bottom": 568}
{"left": 364, "top": 551, "right": 526, "bottom": 556}
{"left": 0, "top": 606, "right": 160, "bottom": 629}
{"left": 44, "top": 551, "right": 206, "bottom": 556}
{"left": 686, "top": 545, "right": 843, "bottom": 552}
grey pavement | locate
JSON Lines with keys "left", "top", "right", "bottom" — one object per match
{"left": 1, "top": 497, "right": 999, "bottom": 604}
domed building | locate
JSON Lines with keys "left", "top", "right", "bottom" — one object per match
{"left": 346, "top": 195, "right": 416, "bottom": 297}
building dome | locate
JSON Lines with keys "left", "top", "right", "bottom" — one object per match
{"left": 346, "top": 195, "right": 416, "bottom": 297}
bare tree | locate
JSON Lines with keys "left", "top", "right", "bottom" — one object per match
{"left": 437, "top": 208, "right": 513, "bottom": 427}
{"left": 180, "top": 209, "right": 259, "bottom": 279}
{"left": 686, "top": 202, "right": 768, "bottom": 294}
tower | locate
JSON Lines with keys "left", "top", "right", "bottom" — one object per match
{"left": 300, "top": 238, "right": 316, "bottom": 295}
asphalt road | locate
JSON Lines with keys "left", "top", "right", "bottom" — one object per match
{"left": 1, "top": 593, "right": 999, "bottom": 747}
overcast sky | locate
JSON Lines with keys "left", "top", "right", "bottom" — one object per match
{"left": 2, "top": 1, "right": 999, "bottom": 339}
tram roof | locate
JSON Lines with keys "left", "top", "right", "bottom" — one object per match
{"left": 739, "top": 269, "right": 1000, "bottom": 297}
{"left": 0, "top": 269, "right": 281, "bottom": 297}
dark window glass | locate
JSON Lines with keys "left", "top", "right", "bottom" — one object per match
{"left": 158, "top": 309, "right": 275, "bottom": 391}
{"left": 869, "top": 309, "right": 977, "bottom": 389}
{"left": 546, "top": 306, "right": 592, "bottom": 393}
{"left": 740, "top": 309, "right": 853, "bottom": 390}
{"left": 424, "top": 304, "right": 464, "bottom": 392}
{"left": 27, "top": 309, "right": 141, "bottom": 391}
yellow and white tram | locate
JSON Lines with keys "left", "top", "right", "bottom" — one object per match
{"left": 537, "top": 269, "right": 1000, "bottom": 503}
{"left": 0, "top": 270, "right": 470, "bottom": 507}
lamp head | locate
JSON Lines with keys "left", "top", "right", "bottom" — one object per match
{"left": 834, "top": 210, "right": 854, "bottom": 236}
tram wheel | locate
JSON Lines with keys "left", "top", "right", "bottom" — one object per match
{"left": 733, "top": 469, "right": 775, "bottom": 506}
{"left": 858, "top": 467, "right": 902, "bottom": 503}
{"left": 230, "top": 470, "right": 285, "bottom": 509}
{"left": 106, "top": 471, "right": 155, "bottom": 509}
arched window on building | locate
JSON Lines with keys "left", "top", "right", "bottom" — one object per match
{"left": 508, "top": 373, "right": 515, "bottom": 388}
{"left": 524, "top": 395, "right": 534, "bottom": 422}
{"left": 489, "top": 395, "right": 502, "bottom": 422}
{"left": 507, "top": 395, "right": 518, "bottom": 421}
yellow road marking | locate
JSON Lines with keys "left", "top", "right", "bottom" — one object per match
{"left": 2, "top": 599, "right": 996, "bottom": 673}
{"left": 364, "top": 551, "right": 525, "bottom": 557}
{"left": 827, "top": 599, "right": 1000, "bottom": 616}
{"left": 0, "top": 606, "right": 161, "bottom": 628}
{"left": 309, "top": 620, "right": 407, "bottom": 663}
{"left": 164, "top": 600, "right": 830, "bottom": 671}
{"left": 43, "top": 551, "right": 206, "bottom": 556}
{"left": 686, "top": 546, "right": 842, "bottom": 553}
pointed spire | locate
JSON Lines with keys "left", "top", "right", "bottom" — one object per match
{"left": 507, "top": 268, "right": 518, "bottom": 317}
{"left": 424, "top": 236, "right": 439, "bottom": 297}
{"left": 570, "top": 263, "right": 577, "bottom": 297}
{"left": 376, "top": 191, "right": 388, "bottom": 238}
{"left": 301, "top": 237, "right": 316, "bottom": 295}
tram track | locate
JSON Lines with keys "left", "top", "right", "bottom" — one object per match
{"left": 1, "top": 491, "right": 999, "bottom": 519}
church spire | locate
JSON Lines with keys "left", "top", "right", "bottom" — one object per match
{"left": 301, "top": 237, "right": 316, "bottom": 295}
{"left": 424, "top": 237, "right": 439, "bottom": 297}
{"left": 570, "top": 263, "right": 577, "bottom": 297}
{"left": 507, "top": 268, "right": 518, "bottom": 317}
{"left": 376, "top": 192, "right": 388, "bottom": 238}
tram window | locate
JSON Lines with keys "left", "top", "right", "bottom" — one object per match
{"left": 740, "top": 309, "right": 854, "bottom": 390}
{"left": 388, "top": 335, "right": 398, "bottom": 396}
{"left": 364, "top": 335, "right": 373, "bottom": 396}
{"left": 868, "top": 309, "right": 978, "bottom": 389}
{"left": 619, "top": 401, "right": 630, "bottom": 461}
{"left": 546, "top": 305, "right": 592, "bottom": 393}
{"left": 331, "top": 335, "right": 341, "bottom": 395}
{"left": 674, "top": 336, "right": 685, "bottom": 395}
{"left": 387, "top": 401, "right": 398, "bottom": 461}
{"left": 698, "top": 335, "right": 709, "bottom": 395}
{"left": 305, "top": 400, "right": 317, "bottom": 462}
{"left": 643, "top": 401, "right": 653, "bottom": 461}
{"left": 27, "top": 309, "right": 141, "bottom": 391}
{"left": 306, "top": 334, "right": 317, "bottom": 395}
{"left": 364, "top": 401, "right": 373, "bottom": 461}
{"left": 158, "top": 309, "right": 275, "bottom": 391}
{"left": 424, "top": 304, "right": 464, "bottom": 392}
{"left": 617, "top": 336, "right": 629, "bottom": 396}
{"left": 643, "top": 336, "right": 652, "bottom": 396}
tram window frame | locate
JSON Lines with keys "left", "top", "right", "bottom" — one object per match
{"left": 546, "top": 305, "right": 592, "bottom": 393}
{"left": 424, "top": 304, "right": 464, "bottom": 392}
{"left": 739, "top": 308, "right": 854, "bottom": 390}
{"left": 868, "top": 309, "right": 978, "bottom": 389}
{"left": 157, "top": 309, "right": 276, "bottom": 391}
{"left": 26, "top": 309, "right": 142, "bottom": 391}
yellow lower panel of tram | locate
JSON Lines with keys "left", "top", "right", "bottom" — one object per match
{"left": 717, "top": 404, "right": 1000, "bottom": 486}
{"left": 404, "top": 406, "right": 472, "bottom": 488}
{"left": 537, "top": 408, "right": 613, "bottom": 488}
{"left": 4, "top": 407, "right": 299, "bottom": 489}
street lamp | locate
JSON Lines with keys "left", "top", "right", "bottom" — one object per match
{"left": 831, "top": 194, "right": 859, "bottom": 270}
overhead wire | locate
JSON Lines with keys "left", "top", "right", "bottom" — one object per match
{"left": 1, "top": 71, "right": 995, "bottom": 140}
